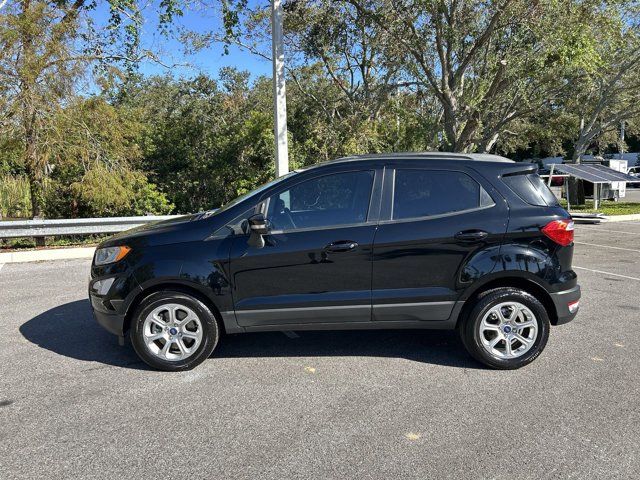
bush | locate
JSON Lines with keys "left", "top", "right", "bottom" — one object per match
{"left": 0, "top": 175, "right": 31, "bottom": 218}
{"left": 45, "top": 164, "right": 173, "bottom": 218}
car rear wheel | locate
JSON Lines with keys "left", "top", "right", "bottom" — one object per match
{"left": 459, "top": 288, "right": 550, "bottom": 369}
{"left": 130, "top": 291, "right": 220, "bottom": 371}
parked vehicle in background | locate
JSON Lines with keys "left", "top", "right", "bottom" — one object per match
{"left": 628, "top": 166, "right": 640, "bottom": 187}
{"left": 89, "top": 153, "right": 580, "bottom": 371}
{"left": 539, "top": 168, "right": 565, "bottom": 186}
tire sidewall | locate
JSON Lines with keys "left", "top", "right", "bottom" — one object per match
{"left": 465, "top": 289, "right": 550, "bottom": 369}
{"left": 130, "top": 292, "right": 219, "bottom": 371}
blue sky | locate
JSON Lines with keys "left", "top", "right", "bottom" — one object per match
{"left": 91, "top": 1, "right": 272, "bottom": 81}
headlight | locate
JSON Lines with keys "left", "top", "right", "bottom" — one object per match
{"left": 94, "top": 246, "right": 131, "bottom": 265}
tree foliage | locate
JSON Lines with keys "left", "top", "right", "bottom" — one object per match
{"left": 1, "top": 0, "right": 640, "bottom": 217}
{"left": 0, "top": 0, "right": 188, "bottom": 217}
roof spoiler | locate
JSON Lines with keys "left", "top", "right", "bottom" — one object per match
{"left": 499, "top": 163, "right": 539, "bottom": 177}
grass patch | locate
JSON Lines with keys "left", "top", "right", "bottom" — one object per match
{"left": 560, "top": 200, "right": 640, "bottom": 215}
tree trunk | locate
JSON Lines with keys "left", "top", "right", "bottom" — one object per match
{"left": 24, "top": 107, "right": 43, "bottom": 218}
{"left": 567, "top": 178, "right": 585, "bottom": 207}
{"left": 26, "top": 164, "right": 44, "bottom": 218}
{"left": 568, "top": 137, "right": 588, "bottom": 205}
{"left": 19, "top": 0, "right": 44, "bottom": 219}
{"left": 442, "top": 101, "right": 459, "bottom": 151}
{"left": 478, "top": 132, "right": 499, "bottom": 153}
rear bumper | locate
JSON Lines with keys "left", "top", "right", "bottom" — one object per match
{"left": 550, "top": 284, "right": 581, "bottom": 325}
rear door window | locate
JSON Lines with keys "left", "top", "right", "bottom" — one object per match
{"left": 392, "top": 169, "right": 494, "bottom": 220}
{"left": 502, "top": 172, "right": 559, "bottom": 206}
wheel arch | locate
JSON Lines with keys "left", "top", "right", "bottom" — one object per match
{"left": 457, "top": 276, "right": 558, "bottom": 328}
{"left": 123, "top": 282, "right": 228, "bottom": 335}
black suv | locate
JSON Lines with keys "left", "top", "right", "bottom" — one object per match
{"left": 89, "top": 153, "right": 580, "bottom": 371}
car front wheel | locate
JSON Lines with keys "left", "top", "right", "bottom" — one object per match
{"left": 460, "top": 288, "right": 550, "bottom": 369}
{"left": 130, "top": 291, "right": 220, "bottom": 371}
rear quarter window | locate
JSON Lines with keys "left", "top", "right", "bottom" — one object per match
{"left": 502, "top": 172, "right": 559, "bottom": 207}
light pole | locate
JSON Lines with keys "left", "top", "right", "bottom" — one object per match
{"left": 620, "top": 121, "right": 625, "bottom": 159}
{"left": 271, "top": 0, "right": 289, "bottom": 176}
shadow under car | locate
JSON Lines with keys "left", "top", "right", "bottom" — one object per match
{"left": 20, "top": 299, "right": 480, "bottom": 370}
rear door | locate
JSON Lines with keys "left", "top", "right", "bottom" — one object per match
{"left": 372, "top": 165, "right": 507, "bottom": 323}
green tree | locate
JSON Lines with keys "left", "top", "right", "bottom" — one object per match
{"left": 343, "top": 0, "right": 611, "bottom": 152}
{"left": 43, "top": 97, "right": 173, "bottom": 217}
{"left": 115, "top": 70, "right": 278, "bottom": 213}
{"left": 561, "top": 2, "right": 640, "bottom": 162}
{"left": 0, "top": 0, "right": 186, "bottom": 217}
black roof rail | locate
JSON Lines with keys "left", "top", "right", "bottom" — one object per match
{"left": 320, "top": 152, "right": 515, "bottom": 165}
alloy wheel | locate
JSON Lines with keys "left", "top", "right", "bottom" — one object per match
{"left": 478, "top": 301, "right": 539, "bottom": 359}
{"left": 142, "top": 303, "right": 204, "bottom": 361}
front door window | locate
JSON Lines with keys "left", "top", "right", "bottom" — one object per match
{"left": 266, "top": 170, "right": 374, "bottom": 231}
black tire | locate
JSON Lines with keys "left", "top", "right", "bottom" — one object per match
{"left": 130, "top": 291, "right": 220, "bottom": 372}
{"left": 459, "top": 288, "right": 550, "bottom": 370}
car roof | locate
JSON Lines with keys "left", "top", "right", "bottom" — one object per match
{"left": 305, "top": 152, "right": 514, "bottom": 170}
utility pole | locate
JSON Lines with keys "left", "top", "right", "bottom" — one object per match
{"left": 620, "top": 121, "right": 626, "bottom": 159}
{"left": 271, "top": 0, "right": 289, "bottom": 177}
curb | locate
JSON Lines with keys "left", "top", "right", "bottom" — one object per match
{"left": 0, "top": 246, "right": 95, "bottom": 264}
{"left": 604, "top": 213, "right": 640, "bottom": 222}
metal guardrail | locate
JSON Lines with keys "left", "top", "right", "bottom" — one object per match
{"left": 0, "top": 215, "right": 179, "bottom": 239}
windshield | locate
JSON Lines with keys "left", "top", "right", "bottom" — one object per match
{"left": 199, "top": 171, "right": 299, "bottom": 218}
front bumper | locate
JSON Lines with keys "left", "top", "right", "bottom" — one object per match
{"left": 90, "top": 293, "right": 126, "bottom": 336}
{"left": 550, "top": 284, "right": 581, "bottom": 325}
{"left": 89, "top": 270, "right": 141, "bottom": 337}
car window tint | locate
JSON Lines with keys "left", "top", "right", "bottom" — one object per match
{"left": 267, "top": 171, "right": 374, "bottom": 231}
{"left": 393, "top": 169, "right": 491, "bottom": 220}
{"left": 502, "top": 172, "right": 559, "bottom": 206}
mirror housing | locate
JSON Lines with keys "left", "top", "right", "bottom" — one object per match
{"left": 248, "top": 213, "right": 270, "bottom": 235}
{"left": 247, "top": 213, "right": 269, "bottom": 248}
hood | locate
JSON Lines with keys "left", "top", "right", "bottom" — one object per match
{"left": 99, "top": 213, "right": 214, "bottom": 249}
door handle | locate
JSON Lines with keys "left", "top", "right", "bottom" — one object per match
{"left": 324, "top": 240, "right": 359, "bottom": 252}
{"left": 454, "top": 230, "right": 489, "bottom": 242}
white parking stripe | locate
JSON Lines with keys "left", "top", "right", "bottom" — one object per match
{"left": 0, "top": 263, "right": 4, "bottom": 272}
{"left": 580, "top": 228, "right": 640, "bottom": 235}
{"left": 574, "top": 266, "right": 640, "bottom": 282}
{"left": 574, "top": 241, "right": 640, "bottom": 253}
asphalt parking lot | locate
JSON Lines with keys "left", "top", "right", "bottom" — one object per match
{"left": 1, "top": 223, "right": 639, "bottom": 479}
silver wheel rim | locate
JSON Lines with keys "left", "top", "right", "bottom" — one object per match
{"left": 479, "top": 301, "right": 539, "bottom": 360}
{"left": 142, "top": 303, "right": 203, "bottom": 362}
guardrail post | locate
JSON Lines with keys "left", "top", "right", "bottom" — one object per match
{"left": 33, "top": 217, "right": 45, "bottom": 246}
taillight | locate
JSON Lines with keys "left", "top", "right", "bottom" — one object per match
{"left": 541, "top": 219, "right": 574, "bottom": 246}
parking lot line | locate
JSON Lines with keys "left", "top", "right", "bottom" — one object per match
{"left": 0, "top": 263, "right": 4, "bottom": 272}
{"left": 574, "top": 266, "right": 640, "bottom": 281}
{"left": 573, "top": 241, "right": 640, "bottom": 252}
{"left": 583, "top": 228, "right": 640, "bottom": 235}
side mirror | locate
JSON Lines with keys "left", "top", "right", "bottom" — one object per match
{"left": 247, "top": 213, "right": 269, "bottom": 248}
{"left": 248, "top": 213, "right": 270, "bottom": 235}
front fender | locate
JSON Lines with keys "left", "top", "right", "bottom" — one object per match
{"left": 123, "top": 239, "right": 237, "bottom": 325}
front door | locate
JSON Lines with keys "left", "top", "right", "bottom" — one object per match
{"left": 372, "top": 166, "right": 508, "bottom": 323}
{"left": 230, "top": 169, "right": 380, "bottom": 327}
